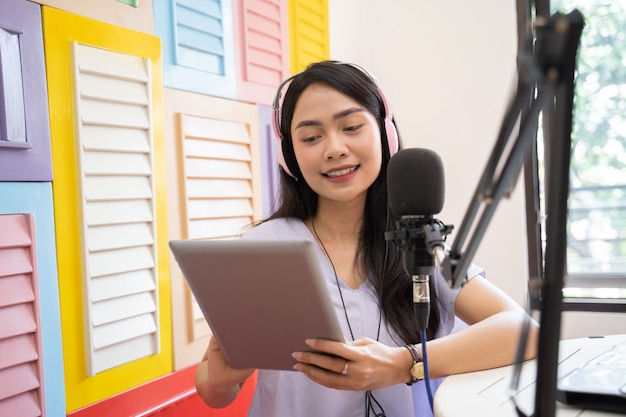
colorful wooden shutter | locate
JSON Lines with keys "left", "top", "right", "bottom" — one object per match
{"left": 164, "top": 88, "right": 261, "bottom": 369}
{"left": 43, "top": 7, "right": 172, "bottom": 412}
{"left": 180, "top": 109, "right": 262, "bottom": 343}
{"left": 0, "top": 0, "right": 52, "bottom": 181}
{"left": 154, "top": 0, "right": 237, "bottom": 98}
{"left": 288, "top": 0, "right": 329, "bottom": 72}
{"left": 0, "top": 182, "right": 65, "bottom": 417}
{"left": 233, "top": 0, "right": 290, "bottom": 105}
{"left": 70, "top": 42, "right": 161, "bottom": 376}
{"left": 258, "top": 104, "right": 280, "bottom": 217}
{"left": 0, "top": 214, "right": 45, "bottom": 417}
{"left": 27, "top": 0, "right": 155, "bottom": 34}
{"left": 180, "top": 112, "right": 261, "bottom": 240}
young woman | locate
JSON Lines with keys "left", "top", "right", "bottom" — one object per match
{"left": 194, "top": 61, "right": 538, "bottom": 417}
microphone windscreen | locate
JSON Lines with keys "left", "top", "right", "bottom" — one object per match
{"left": 387, "top": 148, "right": 445, "bottom": 217}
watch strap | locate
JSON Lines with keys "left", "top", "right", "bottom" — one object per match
{"left": 405, "top": 344, "right": 423, "bottom": 385}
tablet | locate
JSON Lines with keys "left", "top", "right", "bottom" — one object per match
{"left": 169, "top": 239, "right": 345, "bottom": 370}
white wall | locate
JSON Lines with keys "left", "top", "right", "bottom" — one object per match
{"left": 328, "top": 0, "right": 625, "bottom": 339}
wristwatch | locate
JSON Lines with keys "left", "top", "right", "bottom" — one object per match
{"left": 405, "top": 344, "right": 424, "bottom": 385}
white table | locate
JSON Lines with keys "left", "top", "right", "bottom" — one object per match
{"left": 434, "top": 334, "right": 626, "bottom": 416}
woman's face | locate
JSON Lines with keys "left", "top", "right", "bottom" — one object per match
{"left": 290, "top": 82, "right": 383, "bottom": 205}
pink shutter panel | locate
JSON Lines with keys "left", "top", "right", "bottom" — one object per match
{"left": 0, "top": 214, "right": 45, "bottom": 417}
{"left": 234, "top": 0, "right": 290, "bottom": 105}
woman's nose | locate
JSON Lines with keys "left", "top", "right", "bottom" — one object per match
{"left": 324, "top": 132, "right": 349, "bottom": 160}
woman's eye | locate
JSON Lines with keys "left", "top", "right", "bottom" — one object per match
{"left": 344, "top": 124, "right": 363, "bottom": 132}
{"left": 302, "top": 135, "right": 320, "bottom": 143}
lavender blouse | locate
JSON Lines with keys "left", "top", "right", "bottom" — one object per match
{"left": 240, "top": 218, "right": 483, "bottom": 417}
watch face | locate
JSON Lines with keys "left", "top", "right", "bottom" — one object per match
{"left": 411, "top": 362, "right": 425, "bottom": 380}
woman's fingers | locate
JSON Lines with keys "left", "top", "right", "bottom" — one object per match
{"left": 291, "top": 338, "right": 380, "bottom": 390}
{"left": 292, "top": 337, "right": 410, "bottom": 390}
{"left": 292, "top": 337, "right": 377, "bottom": 370}
{"left": 292, "top": 358, "right": 364, "bottom": 390}
{"left": 292, "top": 350, "right": 349, "bottom": 373}
{"left": 303, "top": 337, "right": 374, "bottom": 357}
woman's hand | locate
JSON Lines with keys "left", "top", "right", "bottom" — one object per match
{"left": 195, "top": 336, "right": 255, "bottom": 408}
{"left": 291, "top": 337, "right": 412, "bottom": 391}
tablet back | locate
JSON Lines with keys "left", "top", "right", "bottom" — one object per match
{"left": 169, "top": 239, "right": 344, "bottom": 370}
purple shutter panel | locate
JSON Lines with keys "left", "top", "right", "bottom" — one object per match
{"left": 0, "top": 0, "right": 52, "bottom": 181}
{"left": 258, "top": 104, "right": 279, "bottom": 217}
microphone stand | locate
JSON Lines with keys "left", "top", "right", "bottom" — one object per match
{"left": 439, "top": 10, "right": 584, "bottom": 417}
{"left": 385, "top": 217, "right": 454, "bottom": 329}
{"left": 386, "top": 217, "right": 454, "bottom": 414}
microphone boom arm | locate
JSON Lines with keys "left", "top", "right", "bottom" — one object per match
{"left": 445, "top": 10, "right": 584, "bottom": 291}
{"left": 442, "top": 10, "right": 584, "bottom": 417}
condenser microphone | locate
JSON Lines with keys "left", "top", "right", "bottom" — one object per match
{"left": 387, "top": 148, "right": 445, "bottom": 219}
{"left": 385, "top": 148, "right": 452, "bottom": 330}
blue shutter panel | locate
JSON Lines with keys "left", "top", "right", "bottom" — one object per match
{"left": 155, "top": 0, "right": 236, "bottom": 98}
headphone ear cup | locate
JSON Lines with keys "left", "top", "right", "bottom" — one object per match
{"left": 272, "top": 108, "right": 295, "bottom": 178}
{"left": 375, "top": 85, "right": 398, "bottom": 157}
{"left": 272, "top": 108, "right": 282, "bottom": 140}
{"left": 276, "top": 141, "right": 294, "bottom": 178}
{"left": 385, "top": 119, "right": 399, "bottom": 157}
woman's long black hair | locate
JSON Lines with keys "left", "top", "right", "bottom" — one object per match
{"left": 264, "top": 61, "right": 440, "bottom": 343}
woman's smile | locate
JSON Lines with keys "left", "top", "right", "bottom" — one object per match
{"left": 324, "top": 165, "right": 358, "bottom": 178}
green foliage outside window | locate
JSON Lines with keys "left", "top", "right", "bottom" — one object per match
{"left": 543, "top": 1, "right": 626, "bottom": 293}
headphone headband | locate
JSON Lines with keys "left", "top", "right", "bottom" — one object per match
{"left": 272, "top": 63, "right": 398, "bottom": 178}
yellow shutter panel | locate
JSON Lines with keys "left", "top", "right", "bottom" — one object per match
{"left": 288, "top": 0, "right": 329, "bottom": 72}
{"left": 43, "top": 7, "right": 171, "bottom": 412}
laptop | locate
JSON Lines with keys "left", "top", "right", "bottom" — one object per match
{"left": 432, "top": 335, "right": 626, "bottom": 416}
{"left": 557, "top": 338, "right": 626, "bottom": 413}
{"left": 169, "top": 239, "right": 345, "bottom": 371}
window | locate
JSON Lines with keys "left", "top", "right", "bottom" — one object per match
{"left": 529, "top": 0, "right": 626, "bottom": 310}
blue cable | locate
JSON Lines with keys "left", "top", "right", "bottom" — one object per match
{"left": 420, "top": 328, "right": 434, "bottom": 413}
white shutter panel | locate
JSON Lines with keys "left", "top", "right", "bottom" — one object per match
{"left": 71, "top": 42, "right": 159, "bottom": 375}
{"left": 179, "top": 113, "right": 258, "bottom": 337}
{"left": 181, "top": 114, "right": 256, "bottom": 240}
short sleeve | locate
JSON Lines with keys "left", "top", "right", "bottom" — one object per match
{"left": 433, "top": 262, "right": 485, "bottom": 337}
